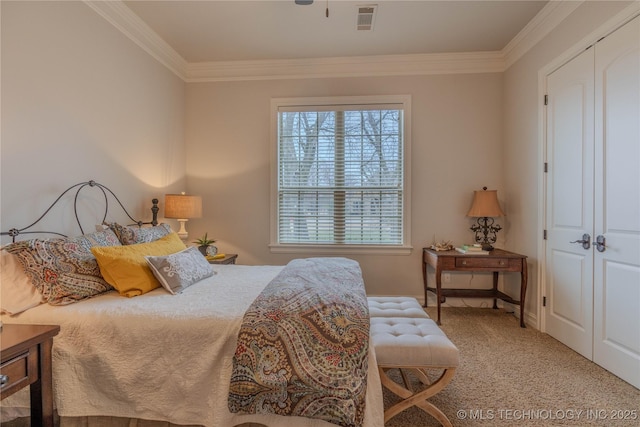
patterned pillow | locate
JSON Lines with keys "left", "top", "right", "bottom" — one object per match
{"left": 3, "top": 229, "right": 121, "bottom": 305}
{"left": 107, "top": 223, "right": 172, "bottom": 245}
{"left": 145, "top": 246, "right": 215, "bottom": 294}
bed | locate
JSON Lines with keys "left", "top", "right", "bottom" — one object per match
{"left": 0, "top": 181, "right": 384, "bottom": 427}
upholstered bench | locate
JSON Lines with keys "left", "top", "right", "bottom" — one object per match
{"left": 370, "top": 317, "right": 459, "bottom": 426}
{"left": 367, "top": 296, "right": 429, "bottom": 318}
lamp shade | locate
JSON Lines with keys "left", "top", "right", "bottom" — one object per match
{"left": 164, "top": 194, "right": 202, "bottom": 219}
{"left": 467, "top": 189, "right": 505, "bottom": 218}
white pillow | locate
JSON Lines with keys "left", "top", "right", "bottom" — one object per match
{"left": 1, "top": 250, "right": 43, "bottom": 315}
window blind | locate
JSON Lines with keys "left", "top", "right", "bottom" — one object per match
{"left": 277, "top": 106, "right": 404, "bottom": 245}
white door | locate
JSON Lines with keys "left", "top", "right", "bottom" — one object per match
{"left": 593, "top": 15, "right": 640, "bottom": 389}
{"left": 545, "top": 47, "right": 595, "bottom": 359}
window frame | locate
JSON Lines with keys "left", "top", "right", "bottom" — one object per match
{"left": 269, "top": 95, "right": 412, "bottom": 255}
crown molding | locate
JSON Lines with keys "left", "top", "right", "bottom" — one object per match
{"left": 502, "top": 0, "right": 584, "bottom": 70}
{"left": 86, "top": 0, "right": 591, "bottom": 82}
{"left": 83, "top": 0, "right": 187, "bottom": 80}
{"left": 185, "top": 51, "right": 505, "bottom": 82}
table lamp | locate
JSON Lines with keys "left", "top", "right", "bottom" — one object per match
{"left": 467, "top": 187, "right": 505, "bottom": 251}
{"left": 164, "top": 193, "right": 202, "bottom": 242}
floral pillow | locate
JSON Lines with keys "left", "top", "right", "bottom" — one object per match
{"left": 145, "top": 246, "right": 215, "bottom": 294}
{"left": 3, "top": 228, "right": 121, "bottom": 305}
{"left": 107, "top": 222, "right": 172, "bottom": 245}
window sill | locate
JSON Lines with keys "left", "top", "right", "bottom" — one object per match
{"left": 269, "top": 243, "right": 413, "bottom": 255}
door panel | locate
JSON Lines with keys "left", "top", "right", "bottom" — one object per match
{"left": 593, "top": 15, "right": 640, "bottom": 389}
{"left": 550, "top": 250, "right": 588, "bottom": 326}
{"left": 545, "top": 47, "right": 595, "bottom": 359}
{"left": 601, "top": 262, "right": 640, "bottom": 350}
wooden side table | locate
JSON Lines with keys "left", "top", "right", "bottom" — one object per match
{"left": 0, "top": 323, "right": 60, "bottom": 427}
{"left": 422, "top": 248, "right": 528, "bottom": 327}
{"left": 207, "top": 253, "right": 238, "bottom": 265}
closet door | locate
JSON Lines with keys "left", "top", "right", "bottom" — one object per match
{"left": 545, "top": 47, "right": 595, "bottom": 359}
{"left": 593, "top": 15, "right": 640, "bottom": 389}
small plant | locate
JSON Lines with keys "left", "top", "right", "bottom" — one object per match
{"left": 193, "top": 233, "right": 216, "bottom": 246}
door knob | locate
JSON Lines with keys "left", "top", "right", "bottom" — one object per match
{"left": 595, "top": 235, "right": 606, "bottom": 252}
{"left": 570, "top": 233, "right": 591, "bottom": 250}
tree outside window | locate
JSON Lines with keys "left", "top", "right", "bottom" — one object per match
{"left": 275, "top": 98, "right": 407, "bottom": 248}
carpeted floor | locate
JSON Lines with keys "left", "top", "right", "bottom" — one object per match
{"left": 383, "top": 307, "right": 640, "bottom": 426}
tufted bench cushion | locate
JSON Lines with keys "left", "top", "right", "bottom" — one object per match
{"left": 367, "top": 296, "right": 429, "bottom": 318}
{"left": 370, "top": 316, "right": 459, "bottom": 426}
{"left": 370, "top": 317, "right": 459, "bottom": 368}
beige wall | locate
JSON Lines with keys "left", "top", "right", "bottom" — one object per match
{"left": 3, "top": 0, "right": 636, "bottom": 326}
{"left": 185, "top": 74, "right": 504, "bottom": 299}
{"left": 0, "top": 1, "right": 186, "bottom": 242}
{"left": 186, "top": 1, "right": 638, "bottom": 318}
{"left": 502, "top": 1, "right": 635, "bottom": 325}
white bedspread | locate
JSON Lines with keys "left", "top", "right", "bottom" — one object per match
{"left": 1, "top": 264, "right": 383, "bottom": 427}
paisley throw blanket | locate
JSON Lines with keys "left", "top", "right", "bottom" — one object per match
{"left": 228, "top": 257, "right": 370, "bottom": 427}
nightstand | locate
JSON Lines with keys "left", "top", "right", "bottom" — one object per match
{"left": 207, "top": 253, "right": 238, "bottom": 265}
{"left": 422, "top": 248, "right": 528, "bottom": 327}
{"left": 1, "top": 324, "right": 60, "bottom": 427}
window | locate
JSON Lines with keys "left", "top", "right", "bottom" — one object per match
{"left": 270, "top": 96, "right": 411, "bottom": 254}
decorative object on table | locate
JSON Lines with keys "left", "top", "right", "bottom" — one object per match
{"left": 193, "top": 232, "right": 217, "bottom": 256}
{"left": 206, "top": 253, "right": 238, "bottom": 265}
{"left": 164, "top": 193, "right": 202, "bottom": 243}
{"left": 430, "top": 239, "right": 454, "bottom": 251}
{"left": 467, "top": 187, "right": 505, "bottom": 251}
{"left": 455, "top": 244, "right": 489, "bottom": 255}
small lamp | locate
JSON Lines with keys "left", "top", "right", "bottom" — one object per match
{"left": 467, "top": 187, "right": 505, "bottom": 251}
{"left": 164, "top": 193, "right": 202, "bottom": 242}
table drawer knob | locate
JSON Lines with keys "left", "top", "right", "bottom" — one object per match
{"left": 461, "top": 260, "right": 467, "bottom": 265}
{"left": 0, "top": 374, "right": 8, "bottom": 387}
{"left": 499, "top": 261, "right": 505, "bottom": 266}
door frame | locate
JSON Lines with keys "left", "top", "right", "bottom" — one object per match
{"left": 537, "top": 3, "right": 640, "bottom": 332}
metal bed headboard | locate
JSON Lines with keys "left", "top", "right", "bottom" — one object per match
{"left": 1, "top": 180, "right": 159, "bottom": 243}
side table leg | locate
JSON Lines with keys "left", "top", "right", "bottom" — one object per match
{"left": 520, "top": 259, "right": 528, "bottom": 328}
{"left": 492, "top": 272, "right": 499, "bottom": 309}
{"left": 31, "top": 338, "right": 55, "bottom": 427}
{"left": 422, "top": 260, "right": 428, "bottom": 308}
{"left": 435, "top": 266, "right": 442, "bottom": 325}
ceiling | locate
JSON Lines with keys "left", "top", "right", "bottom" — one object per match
{"left": 122, "top": 1, "right": 549, "bottom": 64}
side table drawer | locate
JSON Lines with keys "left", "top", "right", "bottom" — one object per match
{"left": 0, "top": 351, "right": 30, "bottom": 398}
{"left": 456, "top": 257, "right": 510, "bottom": 269}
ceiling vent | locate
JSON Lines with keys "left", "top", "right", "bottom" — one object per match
{"left": 356, "top": 5, "right": 377, "bottom": 31}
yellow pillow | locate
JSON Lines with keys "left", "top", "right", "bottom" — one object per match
{"left": 91, "top": 232, "right": 186, "bottom": 297}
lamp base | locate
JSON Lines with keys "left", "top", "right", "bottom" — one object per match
{"left": 470, "top": 216, "right": 501, "bottom": 252}
{"left": 175, "top": 219, "right": 189, "bottom": 243}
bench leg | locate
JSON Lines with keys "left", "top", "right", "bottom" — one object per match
{"left": 391, "top": 367, "right": 433, "bottom": 388}
{"left": 399, "top": 368, "right": 412, "bottom": 390}
{"left": 379, "top": 366, "right": 456, "bottom": 427}
{"left": 405, "top": 367, "right": 432, "bottom": 386}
